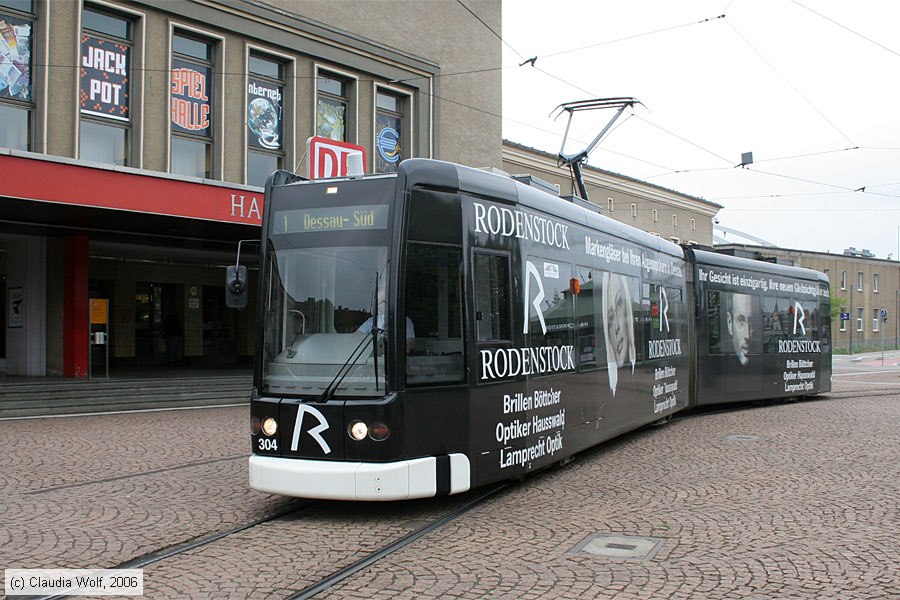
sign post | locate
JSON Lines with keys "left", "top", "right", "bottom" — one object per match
{"left": 306, "top": 136, "right": 366, "bottom": 179}
{"left": 881, "top": 308, "right": 888, "bottom": 365}
{"left": 89, "top": 298, "right": 109, "bottom": 379}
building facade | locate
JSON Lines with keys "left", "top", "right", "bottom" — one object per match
{"left": 716, "top": 244, "right": 900, "bottom": 353}
{"left": 0, "top": 0, "right": 500, "bottom": 376}
{"left": 502, "top": 142, "right": 721, "bottom": 245}
{"left": 0, "top": 0, "right": 759, "bottom": 380}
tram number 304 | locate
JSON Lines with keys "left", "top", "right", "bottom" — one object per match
{"left": 258, "top": 438, "right": 278, "bottom": 451}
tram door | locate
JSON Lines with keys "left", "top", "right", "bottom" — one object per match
{"left": 401, "top": 188, "right": 468, "bottom": 457}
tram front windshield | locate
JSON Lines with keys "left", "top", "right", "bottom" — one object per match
{"left": 260, "top": 183, "right": 398, "bottom": 398}
{"left": 262, "top": 241, "right": 390, "bottom": 397}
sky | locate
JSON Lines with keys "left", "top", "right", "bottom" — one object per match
{"left": 500, "top": 0, "right": 900, "bottom": 259}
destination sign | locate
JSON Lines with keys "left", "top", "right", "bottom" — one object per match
{"left": 273, "top": 205, "right": 389, "bottom": 234}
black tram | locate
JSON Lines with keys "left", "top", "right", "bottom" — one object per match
{"left": 239, "top": 158, "right": 830, "bottom": 501}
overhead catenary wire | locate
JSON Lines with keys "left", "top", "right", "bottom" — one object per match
{"left": 69, "top": 0, "right": 900, "bottom": 232}
{"left": 455, "top": 0, "right": 527, "bottom": 62}
{"left": 497, "top": 6, "right": 896, "bottom": 182}
{"left": 724, "top": 20, "right": 856, "bottom": 147}
{"left": 789, "top": 0, "right": 900, "bottom": 59}
{"left": 538, "top": 14, "right": 726, "bottom": 60}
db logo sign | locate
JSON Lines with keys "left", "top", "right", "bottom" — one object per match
{"left": 307, "top": 136, "right": 367, "bottom": 179}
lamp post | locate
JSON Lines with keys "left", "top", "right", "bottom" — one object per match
{"left": 849, "top": 285, "right": 854, "bottom": 355}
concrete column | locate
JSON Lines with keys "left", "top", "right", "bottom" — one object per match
{"left": 6, "top": 235, "right": 47, "bottom": 376}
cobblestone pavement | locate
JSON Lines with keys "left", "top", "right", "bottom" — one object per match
{"left": 1, "top": 358, "right": 898, "bottom": 599}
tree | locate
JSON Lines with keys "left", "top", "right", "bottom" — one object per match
{"left": 829, "top": 289, "right": 846, "bottom": 320}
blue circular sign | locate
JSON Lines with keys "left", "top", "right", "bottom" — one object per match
{"left": 376, "top": 127, "right": 400, "bottom": 163}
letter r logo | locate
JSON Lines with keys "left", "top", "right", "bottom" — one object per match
{"left": 660, "top": 287, "right": 670, "bottom": 333}
{"left": 290, "top": 405, "right": 332, "bottom": 454}
{"left": 523, "top": 261, "right": 547, "bottom": 335}
{"left": 793, "top": 301, "right": 806, "bottom": 335}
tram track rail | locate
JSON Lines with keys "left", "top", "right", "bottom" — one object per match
{"left": 25, "top": 454, "right": 248, "bottom": 496}
{"left": 32, "top": 499, "right": 314, "bottom": 600}
{"left": 287, "top": 482, "right": 510, "bottom": 600}
{"left": 32, "top": 482, "right": 510, "bottom": 600}
{"left": 822, "top": 387, "right": 900, "bottom": 401}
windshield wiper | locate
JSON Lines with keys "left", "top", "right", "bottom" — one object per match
{"left": 318, "top": 328, "right": 383, "bottom": 401}
{"left": 319, "top": 270, "right": 385, "bottom": 402}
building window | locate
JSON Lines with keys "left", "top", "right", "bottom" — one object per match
{"left": 857, "top": 307, "right": 864, "bottom": 332}
{"left": 873, "top": 273, "right": 879, "bottom": 293}
{"left": 607, "top": 197, "right": 614, "bottom": 212}
{"left": 670, "top": 236, "right": 680, "bottom": 244}
{"left": 171, "top": 30, "right": 214, "bottom": 178}
{"left": 652, "top": 209, "right": 658, "bottom": 222}
{"left": 247, "top": 52, "right": 284, "bottom": 187}
{"left": 672, "top": 214, "right": 678, "bottom": 228}
{"left": 317, "top": 70, "right": 350, "bottom": 141}
{"left": 80, "top": 120, "right": 127, "bottom": 165}
{"left": 631, "top": 203, "right": 637, "bottom": 218}
{"left": 840, "top": 271, "right": 847, "bottom": 290}
{"left": 80, "top": 5, "right": 132, "bottom": 166}
{"left": 375, "top": 87, "right": 408, "bottom": 173}
{"left": 691, "top": 218, "right": 696, "bottom": 231}
{"left": 857, "top": 272, "right": 864, "bottom": 291}
{"left": 840, "top": 316, "right": 846, "bottom": 332}
{"left": 0, "top": 0, "right": 34, "bottom": 151}
{"left": 873, "top": 309, "right": 880, "bottom": 332}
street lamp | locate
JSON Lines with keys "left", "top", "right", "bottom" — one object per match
{"left": 849, "top": 285, "right": 855, "bottom": 355}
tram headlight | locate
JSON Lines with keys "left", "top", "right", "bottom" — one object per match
{"left": 261, "top": 417, "right": 278, "bottom": 437}
{"left": 348, "top": 420, "right": 368, "bottom": 441}
{"left": 369, "top": 421, "right": 390, "bottom": 441}
{"left": 250, "top": 416, "right": 261, "bottom": 435}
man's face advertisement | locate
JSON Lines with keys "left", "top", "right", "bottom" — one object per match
{"left": 727, "top": 293, "right": 753, "bottom": 366}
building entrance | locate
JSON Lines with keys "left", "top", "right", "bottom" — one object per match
{"left": 0, "top": 274, "right": 6, "bottom": 370}
{"left": 135, "top": 282, "right": 184, "bottom": 366}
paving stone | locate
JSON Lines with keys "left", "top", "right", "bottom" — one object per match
{"left": 1, "top": 368, "right": 898, "bottom": 598}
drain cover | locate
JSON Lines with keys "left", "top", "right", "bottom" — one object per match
{"left": 725, "top": 434, "right": 766, "bottom": 442}
{"left": 570, "top": 534, "right": 665, "bottom": 561}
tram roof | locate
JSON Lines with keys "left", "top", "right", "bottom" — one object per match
{"left": 399, "top": 158, "right": 685, "bottom": 260}
{"left": 691, "top": 246, "right": 829, "bottom": 285}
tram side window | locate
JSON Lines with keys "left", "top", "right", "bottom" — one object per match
{"left": 709, "top": 291, "right": 762, "bottom": 363}
{"left": 405, "top": 243, "right": 462, "bottom": 345}
{"left": 404, "top": 188, "right": 465, "bottom": 385}
{"left": 645, "top": 284, "right": 686, "bottom": 348}
{"left": 708, "top": 291, "right": 722, "bottom": 353}
{"left": 807, "top": 302, "right": 819, "bottom": 341}
{"left": 405, "top": 242, "right": 464, "bottom": 385}
{"left": 789, "top": 298, "right": 815, "bottom": 341}
{"left": 762, "top": 296, "right": 791, "bottom": 353}
{"left": 601, "top": 272, "right": 639, "bottom": 369}
{"left": 575, "top": 267, "right": 599, "bottom": 371}
{"left": 475, "top": 253, "right": 510, "bottom": 342}
{"left": 525, "top": 258, "right": 574, "bottom": 367}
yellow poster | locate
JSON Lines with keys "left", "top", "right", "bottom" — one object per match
{"left": 90, "top": 298, "right": 108, "bottom": 325}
